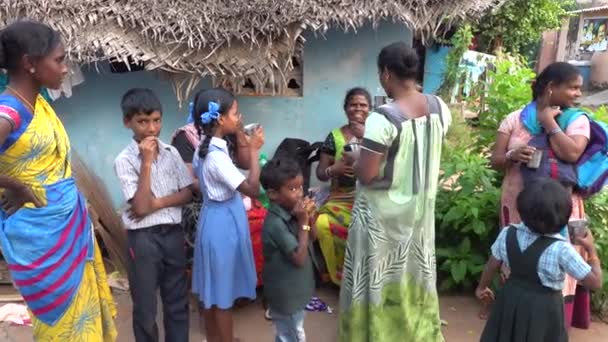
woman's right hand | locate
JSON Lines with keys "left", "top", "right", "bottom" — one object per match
{"left": 349, "top": 121, "right": 365, "bottom": 139}
{"left": 249, "top": 126, "right": 265, "bottom": 150}
{"left": 509, "top": 146, "right": 536, "bottom": 163}
{"left": 1, "top": 183, "right": 43, "bottom": 215}
{"left": 331, "top": 158, "right": 354, "bottom": 178}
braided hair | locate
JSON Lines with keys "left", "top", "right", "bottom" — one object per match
{"left": 192, "top": 88, "right": 236, "bottom": 159}
{"left": 532, "top": 62, "right": 581, "bottom": 100}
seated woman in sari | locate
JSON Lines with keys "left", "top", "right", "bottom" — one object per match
{"left": 0, "top": 21, "right": 116, "bottom": 341}
{"left": 314, "top": 87, "right": 371, "bottom": 285}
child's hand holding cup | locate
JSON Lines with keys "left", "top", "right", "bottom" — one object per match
{"left": 244, "top": 123, "right": 265, "bottom": 150}
{"left": 568, "top": 219, "right": 589, "bottom": 245}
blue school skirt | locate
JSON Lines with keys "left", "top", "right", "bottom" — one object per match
{"left": 191, "top": 193, "right": 257, "bottom": 309}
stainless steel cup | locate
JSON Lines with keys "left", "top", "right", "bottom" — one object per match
{"left": 527, "top": 149, "right": 543, "bottom": 169}
{"left": 568, "top": 219, "right": 588, "bottom": 243}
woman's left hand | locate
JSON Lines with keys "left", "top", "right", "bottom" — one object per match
{"left": 538, "top": 106, "right": 561, "bottom": 127}
{"left": 1, "top": 184, "right": 43, "bottom": 215}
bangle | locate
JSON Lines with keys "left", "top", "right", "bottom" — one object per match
{"left": 548, "top": 127, "right": 562, "bottom": 136}
{"left": 506, "top": 149, "right": 515, "bottom": 161}
{"left": 325, "top": 166, "right": 333, "bottom": 178}
{"left": 302, "top": 225, "right": 311, "bottom": 232}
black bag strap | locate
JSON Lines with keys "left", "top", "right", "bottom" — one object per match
{"left": 370, "top": 102, "right": 406, "bottom": 190}
{"left": 371, "top": 95, "right": 443, "bottom": 192}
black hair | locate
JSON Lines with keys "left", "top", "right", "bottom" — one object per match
{"left": 192, "top": 87, "right": 236, "bottom": 159}
{"left": 532, "top": 62, "right": 581, "bottom": 100}
{"left": 121, "top": 88, "right": 163, "bottom": 120}
{"left": 0, "top": 21, "right": 62, "bottom": 73}
{"left": 517, "top": 178, "right": 572, "bottom": 235}
{"left": 343, "top": 87, "right": 372, "bottom": 111}
{"left": 260, "top": 157, "right": 302, "bottom": 192}
{"left": 377, "top": 42, "right": 419, "bottom": 81}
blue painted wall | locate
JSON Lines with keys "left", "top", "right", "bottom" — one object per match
{"left": 53, "top": 22, "right": 412, "bottom": 206}
{"left": 423, "top": 45, "right": 451, "bottom": 94}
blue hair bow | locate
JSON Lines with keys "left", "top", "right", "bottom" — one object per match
{"left": 186, "top": 102, "right": 194, "bottom": 124}
{"left": 201, "top": 101, "right": 221, "bottom": 124}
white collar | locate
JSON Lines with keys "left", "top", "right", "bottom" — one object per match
{"left": 210, "top": 137, "right": 228, "bottom": 152}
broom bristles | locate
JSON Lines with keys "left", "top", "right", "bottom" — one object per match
{"left": 71, "top": 151, "right": 129, "bottom": 274}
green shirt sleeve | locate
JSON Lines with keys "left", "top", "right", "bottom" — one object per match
{"left": 266, "top": 219, "right": 299, "bottom": 258}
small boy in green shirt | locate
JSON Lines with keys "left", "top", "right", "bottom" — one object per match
{"left": 260, "top": 157, "right": 317, "bottom": 342}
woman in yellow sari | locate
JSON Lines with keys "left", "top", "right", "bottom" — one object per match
{"left": 0, "top": 21, "right": 117, "bottom": 341}
{"left": 314, "top": 87, "right": 371, "bottom": 285}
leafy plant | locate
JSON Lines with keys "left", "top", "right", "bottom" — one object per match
{"left": 435, "top": 115, "right": 501, "bottom": 291}
{"left": 583, "top": 105, "right": 608, "bottom": 124}
{"left": 475, "top": 0, "right": 574, "bottom": 54}
{"left": 473, "top": 53, "right": 536, "bottom": 150}
{"left": 584, "top": 191, "right": 608, "bottom": 319}
{"left": 438, "top": 24, "right": 474, "bottom": 99}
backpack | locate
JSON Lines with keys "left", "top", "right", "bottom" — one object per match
{"left": 273, "top": 138, "right": 323, "bottom": 193}
{"left": 523, "top": 107, "right": 608, "bottom": 197}
{"left": 569, "top": 109, "right": 608, "bottom": 197}
{"left": 520, "top": 133, "right": 578, "bottom": 188}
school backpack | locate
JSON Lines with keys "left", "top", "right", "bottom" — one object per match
{"left": 520, "top": 133, "right": 579, "bottom": 188}
{"left": 273, "top": 138, "right": 323, "bottom": 193}
{"left": 524, "top": 107, "right": 608, "bottom": 197}
{"left": 568, "top": 109, "right": 608, "bottom": 197}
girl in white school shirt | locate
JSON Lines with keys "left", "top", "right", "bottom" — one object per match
{"left": 190, "top": 88, "right": 265, "bottom": 342}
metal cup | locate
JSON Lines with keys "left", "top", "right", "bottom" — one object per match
{"left": 243, "top": 123, "right": 261, "bottom": 135}
{"left": 527, "top": 149, "right": 543, "bottom": 169}
{"left": 568, "top": 219, "right": 588, "bottom": 243}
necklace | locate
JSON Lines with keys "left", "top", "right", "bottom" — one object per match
{"left": 6, "top": 86, "right": 35, "bottom": 113}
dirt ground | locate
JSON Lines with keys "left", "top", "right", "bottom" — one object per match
{"left": 2, "top": 286, "right": 608, "bottom": 342}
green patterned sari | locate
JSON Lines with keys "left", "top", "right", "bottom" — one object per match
{"left": 339, "top": 98, "right": 451, "bottom": 342}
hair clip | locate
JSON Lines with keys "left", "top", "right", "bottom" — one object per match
{"left": 201, "top": 101, "right": 221, "bottom": 124}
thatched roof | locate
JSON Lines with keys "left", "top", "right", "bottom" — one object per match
{"left": 1, "top": 0, "right": 503, "bottom": 100}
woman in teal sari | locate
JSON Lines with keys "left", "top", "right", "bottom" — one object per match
{"left": 339, "top": 42, "right": 451, "bottom": 341}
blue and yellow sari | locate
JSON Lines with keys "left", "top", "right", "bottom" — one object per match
{"left": 0, "top": 94, "right": 117, "bottom": 341}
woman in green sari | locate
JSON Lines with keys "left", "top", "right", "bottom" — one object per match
{"left": 339, "top": 42, "right": 451, "bottom": 341}
{"left": 315, "top": 87, "right": 371, "bottom": 286}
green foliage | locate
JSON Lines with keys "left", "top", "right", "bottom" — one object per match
{"left": 435, "top": 114, "right": 501, "bottom": 291}
{"left": 475, "top": 0, "right": 573, "bottom": 54}
{"left": 473, "top": 53, "right": 536, "bottom": 150}
{"left": 584, "top": 191, "right": 608, "bottom": 319}
{"left": 438, "top": 24, "right": 473, "bottom": 99}
{"left": 583, "top": 106, "right": 608, "bottom": 318}
{"left": 583, "top": 105, "right": 608, "bottom": 124}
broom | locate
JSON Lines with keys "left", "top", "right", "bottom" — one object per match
{"left": 71, "top": 151, "right": 129, "bottom": 275}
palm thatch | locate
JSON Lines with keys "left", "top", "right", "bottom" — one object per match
{"left": 0, "top": 0, "right": 503, "bottom": 100}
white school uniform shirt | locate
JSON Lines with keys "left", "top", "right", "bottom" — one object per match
{"left": 195, "top": 137, "right": 246, "bottom": 201}
{"left": 114, "top": 139, "right": 193, "bottom": 229}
